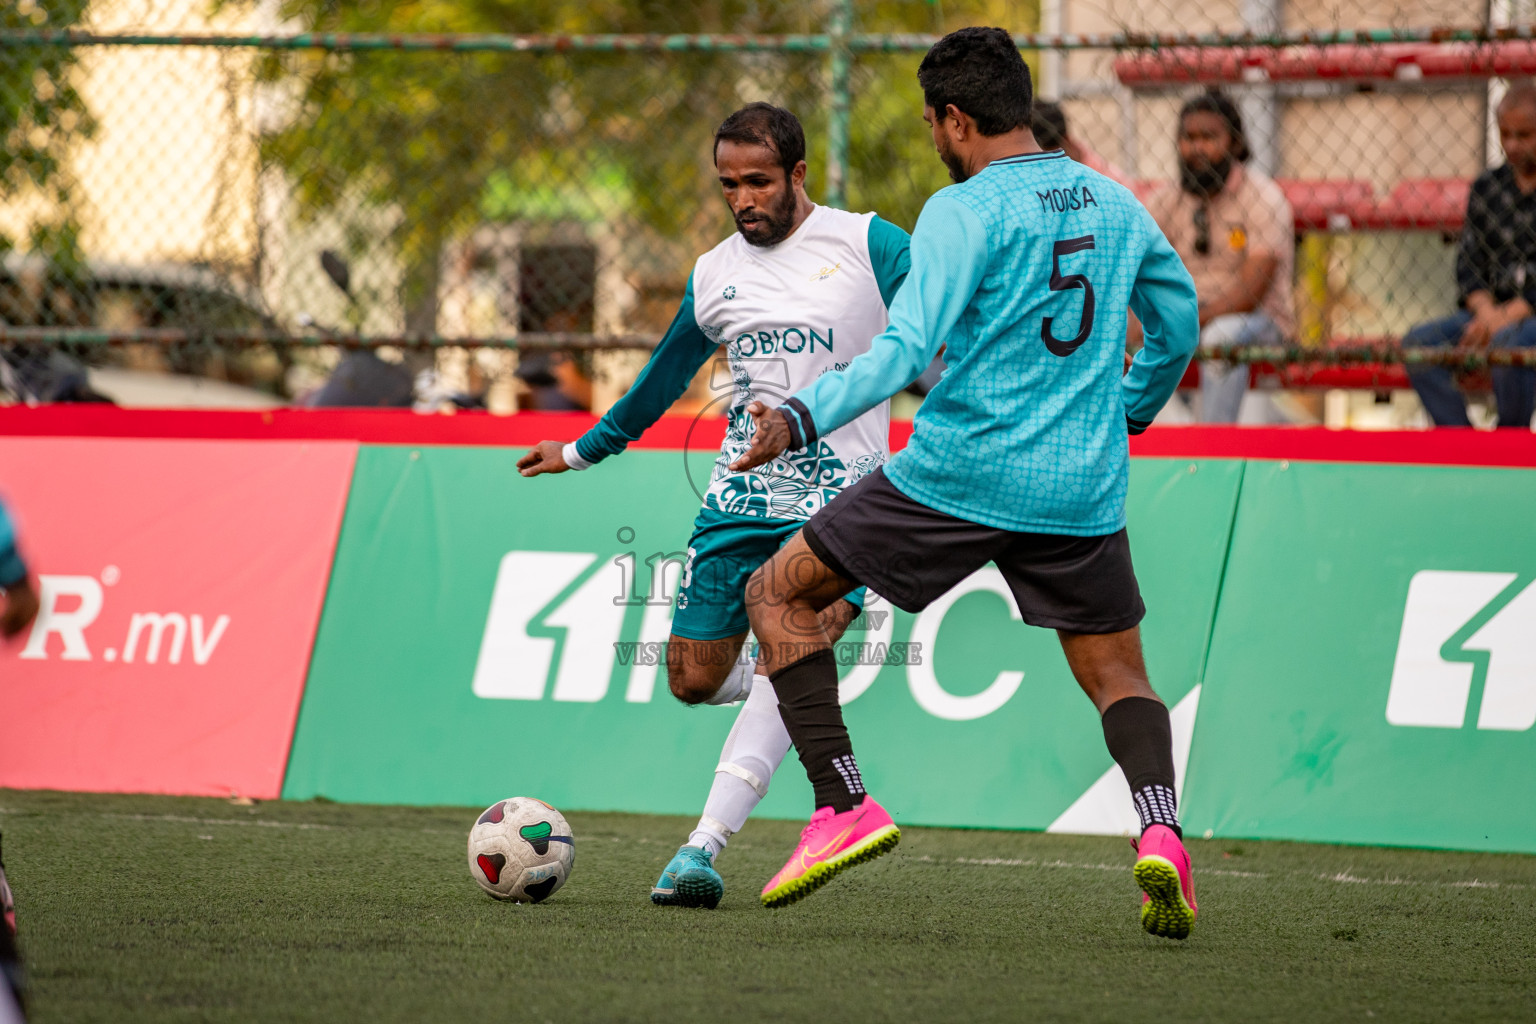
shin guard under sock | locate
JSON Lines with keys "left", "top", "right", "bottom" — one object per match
{"left": 1101, "top": 696, "right": 1181, "bottom": 838}
{"left": 691, "top": 675, "right": 791, "bottom": 857}
{"left": 770, "top": 647, "right": 864, "bottom": 813}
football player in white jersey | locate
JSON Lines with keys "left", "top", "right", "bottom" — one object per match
{"left": 518, "top": 103, "right": 911, "bottom": 908}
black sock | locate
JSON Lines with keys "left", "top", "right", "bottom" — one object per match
{"left": 1101, "top": 696, "right": 1181, "bottom": 838}
{"left": 771, "top": 647, "right": 864, "bottom": 813}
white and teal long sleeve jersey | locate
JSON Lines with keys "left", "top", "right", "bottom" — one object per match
{"left": 573, "top": 206, "right": 911, "bottom": 520}
{"left": 776, "top": 153, "right": 1199, "bottom": 536}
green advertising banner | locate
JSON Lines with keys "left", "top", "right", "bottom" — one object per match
{"left": 1183, "top": 460, "right": 1536, "bottom": 854}
{"left": 284, "top": 448, "right": 1240, "bottom": 832}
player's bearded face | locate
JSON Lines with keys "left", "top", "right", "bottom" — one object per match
{"left": 938, "top": 139, "right": 968, "bottom": 184}
{"left": 928, "top": 107, "right": 969, "bottom": 183}
{"left": 732, "top": 176, "right": 798, "bottom": 247}
{"left": 717, "top": 140, "right": 803, "bottom": 248}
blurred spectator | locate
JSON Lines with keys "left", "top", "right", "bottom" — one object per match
{"left": 1405, "top": 85, "right": 1536, "bottom": 429}
{"left": 514, "top": 350, "right": 592, "bottom": 411}
{"left": 308, "top": 351, "right": 414, "bottom": 408}
{"left": 0, "top": 346, "right": 111, "bottom": 404}
{"left": 1030, "top": 100, "right": 1134, "bottom": 187}
{"left": 1145, "top": 90, "right": 1295, "bottom": 423}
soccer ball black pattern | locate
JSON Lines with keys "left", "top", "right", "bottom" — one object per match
{"left": 467, "top": 797, "right": 576, "bottom": 903}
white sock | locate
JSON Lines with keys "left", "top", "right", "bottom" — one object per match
{"left": 687, "top": 829, "right": 727, "bottom": 860}
{"left": 688, "top": 675, "right": 790, "bottom": 858}
{"left": 704, "top": 652, "right": 755, "bottom": 705}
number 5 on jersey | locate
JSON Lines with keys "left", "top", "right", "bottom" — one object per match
{"left": 1041, "top": 235, "right": 1096, "bottom": 357}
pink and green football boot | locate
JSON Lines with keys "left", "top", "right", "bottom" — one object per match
{"left": 1133, "top": 824, "right": 1197, "bottom": 940}
{"left": 760, "top": 796, "right": 900, "bottom": 909}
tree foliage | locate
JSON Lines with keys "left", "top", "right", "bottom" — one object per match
{"left": 249, "top": 0, "right": 1036, "bottom": 327}
{"left": 0, "top": 0, "right": 95, "bottom": 275}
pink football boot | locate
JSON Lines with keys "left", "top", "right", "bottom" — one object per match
{"left": 1134, "top": 824, "right": 1198, "bottom": 939}
{"left": 761, "top": 796, "right": 900, "bottom": 908}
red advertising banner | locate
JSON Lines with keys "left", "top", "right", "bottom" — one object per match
{"left": 0, "top": 438, "right": 357, "bottom": 799}
{"left": 1, "top": 406, "right": 1534, "bottom": 466}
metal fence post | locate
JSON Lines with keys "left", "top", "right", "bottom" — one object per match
{"left": 826, "top": 0, "right": 853, "bottom": 209}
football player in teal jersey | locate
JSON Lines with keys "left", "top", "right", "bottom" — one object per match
{"left": 519, "top": 104, "right": 911, "bottom": 909}
{"left": 733, "top": 29, "right": 1203, "bottom": 938}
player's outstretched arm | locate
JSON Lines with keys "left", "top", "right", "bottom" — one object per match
{"left": 1123, "top": 211, "right": 1201, "bottom": 434}
{"left": 1, "top": 579, "right": 39, "bottom": 639}
{"left": 0, "top": 501, "right": 38, "bottom": 639}
{"left": 735, "top": 197, "right": 984, "bottom": 464}
{"left": 519, "top": 273, "right": 715, "bottom": 476}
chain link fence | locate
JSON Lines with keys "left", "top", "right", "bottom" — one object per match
{"left": 0, "top": 0, "right": 1531, "bottom": 423}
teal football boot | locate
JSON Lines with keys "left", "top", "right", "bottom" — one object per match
{"left": 650, "top": 845, "right": 724, "bottom": 909}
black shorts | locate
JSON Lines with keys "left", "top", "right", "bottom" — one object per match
{"left": 802, "top": 468, "right": 1145, "bottom": 634}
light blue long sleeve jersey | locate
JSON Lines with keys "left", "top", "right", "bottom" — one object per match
{"left": 778, "top": 152, "right": 1199, "bottom": 535}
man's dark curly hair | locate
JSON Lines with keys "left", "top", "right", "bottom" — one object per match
{"left": 713, "top": 103, "right": 806, "bottom": 177}
{"left": 917, "top": 26, "right": 1033, "bottom": 137}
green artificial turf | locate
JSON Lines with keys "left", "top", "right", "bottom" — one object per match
{"left": 3, "top": 789, "right": 1534, "bottom": 1023}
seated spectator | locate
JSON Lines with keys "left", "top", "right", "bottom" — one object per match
{"left": 1144, "top": 90, "right": 1295, "bottom": 423}
{"left": 1030, "top": 100, "right": 1134, "bottom": 187}
{"left": 1405, "top": 84, "right": 1536, "bottom": 429}
{"left": 514, "top": 350, "right": 591, "bottom": 411}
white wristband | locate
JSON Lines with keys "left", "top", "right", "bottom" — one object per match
{"left": 561, "top": 441, "right": 593, "bottom": 471}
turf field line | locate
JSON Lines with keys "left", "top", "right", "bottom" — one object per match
{"left": 99, "top": 813, "right": 341, "bottom": 831}
{"left": 944, "top": 854, "right": 1530, "bottom": 890}
{"left": 6, "top": 807, "right": 1531, "bottom": 894}
{"left": 1319, "top": 871, "right": 1530, "bottom": 890}
{"left": 2, "top": 807, "right": 493, "bottom": 838}
{"left": 4, "top": 808, "right": 522, "bottom": 840}
{"left": 949, "top": 855, "right": 1265, "bottom": 879}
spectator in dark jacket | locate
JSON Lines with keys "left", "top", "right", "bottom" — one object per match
{"left": 1406, "top": 84, "right": 1536, "bottom": 428}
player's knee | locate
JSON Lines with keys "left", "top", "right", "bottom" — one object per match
{"left": 666, "top": 663, "right": 720, "bottom": 706}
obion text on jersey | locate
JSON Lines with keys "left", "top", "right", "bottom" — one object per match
{"left": 733, "top": 327, "right": 836, "bottom": 356}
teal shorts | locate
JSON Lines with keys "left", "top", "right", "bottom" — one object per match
{"left": 672, "top": 506, "right": 867, "bottom": 641}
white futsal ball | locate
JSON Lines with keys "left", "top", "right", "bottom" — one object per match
{"left": 467, "top": 797, "right": 576, "bottom": 903}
